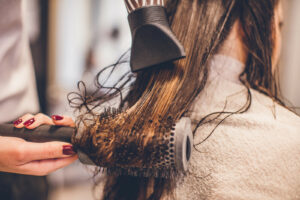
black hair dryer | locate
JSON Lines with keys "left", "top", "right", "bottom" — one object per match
{"left": 127, "top": 5, "right": 186, "bottom": 72}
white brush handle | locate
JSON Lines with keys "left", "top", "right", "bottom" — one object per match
{"left": 125, "top": 0, "right": 164, "bottom": 13}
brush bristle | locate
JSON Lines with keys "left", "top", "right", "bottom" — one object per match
{"left": 105, "top": 166, "right": 181, "bottom": 179}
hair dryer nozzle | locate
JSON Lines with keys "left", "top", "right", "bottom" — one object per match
{"left": 128, "top": 6, "right": 185, "bottom": 72}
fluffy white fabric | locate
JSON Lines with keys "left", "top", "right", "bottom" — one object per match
{"left": 173, "top": 55, "right": 300, "bottom": 200}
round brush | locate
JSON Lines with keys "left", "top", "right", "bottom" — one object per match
{"left": 0, "top": 117, "right": 192, "bottom": 178}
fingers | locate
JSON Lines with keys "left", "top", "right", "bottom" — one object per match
{"left": 16, "top": 155, "right": 78, "bottom": 176}
{"left": 14, "top": 113, "right": 34, "bottom": 128}
{"left": 20, "top": 141, "right": 76, "bottom": 162}
{"left": 51, "top": 115, "right": 75, "bottom": 127}
{"left": 14, "top": 113, "right": 54, "bottom": 129}
{"left": 9, "top": 113, "right": 78, "bottom": 176}
{"left": 14, "top": 113, "right": 75, "bottom": 129}
{"left": 12, "top": 113, "right": 77, "bottom": 162}
{"left": 26, "top": 113, "right": 55, "bottom": 129}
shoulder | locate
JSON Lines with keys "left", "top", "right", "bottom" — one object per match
{"left": 190, "top": 78, "right": 300, "bottom": 166}
{"left": 187, "top": 78, "right": 300, "bottom": 198}
{"left": 250, "top": 88, "right": 300, "bottom": 133}
{"left": 190, "top": 75, "right": 300, "bottom": 144}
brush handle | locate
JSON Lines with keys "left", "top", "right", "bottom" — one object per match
{"left": 0, "top": 124, "right": 74, "bottom": 143}
{"left": 0, "top": 124, "right": 96, "bottom": 165}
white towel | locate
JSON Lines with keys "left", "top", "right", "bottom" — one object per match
{"left": 171, "top": 55, "right": 300, "bottom": 200}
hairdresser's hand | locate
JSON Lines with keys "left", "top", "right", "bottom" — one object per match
{"left": 0, "top": 113, "right": 77, "bottom": 176}
{"left": 14, "top": 113, "right": 75, "bottom": 129}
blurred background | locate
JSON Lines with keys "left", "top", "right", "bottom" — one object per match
{"left": 22, "top": 0, "right": 300, "bottom": 199}
{"left": 26, "top": 0, "right": 130, "bottom": 199}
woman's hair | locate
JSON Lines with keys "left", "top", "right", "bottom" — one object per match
{"left": 70, "top": 0, "right": 280, "bottom": 199}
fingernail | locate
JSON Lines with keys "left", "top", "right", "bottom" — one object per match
{"left": 23, "top": 118, "right": 35, "bottom": 127}
{"left": 52, "top": 115, "right": 64, "bottom": 121}
{"left": 13, "top": 119, "right": 22, "bottom": 126}
{"left": 63, "top": 145, "right": 75, "bottom": 155}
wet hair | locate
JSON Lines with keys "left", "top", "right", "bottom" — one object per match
{"left": 69, "top": 0, "right": 281, "bottom": 199}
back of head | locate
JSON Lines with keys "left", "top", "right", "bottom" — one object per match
{"left": 73, "top": 0, "right": 280, "bottom": 199}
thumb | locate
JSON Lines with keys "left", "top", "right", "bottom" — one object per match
{"left": 51, "top": 115, "right": 75, "bottom": 127}
{"left": 21, "top": 141, "right": 76, "bottom": 163}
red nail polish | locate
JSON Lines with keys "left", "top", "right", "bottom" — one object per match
{"left": 52, "top": 115, "right": 64, "bottom": 121}
{"left": 63, "top": 145, "right": 75, "bottom": 155}
{"left": 13, "top": 119, "right": 22, "bottom": 126}
{"left": 23, "top": 118, "right": 35, "bottom": 127}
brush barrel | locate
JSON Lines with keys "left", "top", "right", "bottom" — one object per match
{"left": 0, "top": 124, "right": 74, "bottom": 143}
{"left": 128, "top": 6, "right": 185, "bottom": 72}
{"left": 100, "top": 117, "right": 193, "bottom": 178}
{"left": 144, "top": 117, "right": 193, "bottom": 171}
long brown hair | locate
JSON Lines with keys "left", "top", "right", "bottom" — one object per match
{"left": 70, "top": 0, "right": 280, "bottom": 199}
